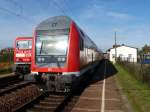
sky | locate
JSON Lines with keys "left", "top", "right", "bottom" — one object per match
{"left": 0, "top": 0, "right": 150, "bottom": 52}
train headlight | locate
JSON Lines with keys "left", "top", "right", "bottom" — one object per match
{"left": 37, "top": 57, "right": 45, "bottom": 62}
{"left": 57, "top": 57, "right": 65, "bottom": 62}
{"left": 62, "top": 57, "right": 65, "bottom": 61}
{"left": 58, "top": 57, "right": 61, "bottom": 61}
{"left": 41, "top": 58, "right": 45, "bottom": 62}
{"left": 38, "top": 57, "right": 42, "bottom": 62}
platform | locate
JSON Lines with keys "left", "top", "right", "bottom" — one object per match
{"left": 71, "top": 60, "right": 130, "bottom": 112}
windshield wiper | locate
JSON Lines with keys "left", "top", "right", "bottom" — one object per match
{"left": 40, "top": 41, "right": 43, "bottom": 54}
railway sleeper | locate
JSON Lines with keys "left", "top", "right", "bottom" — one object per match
{"left": 43, "top": 98, "right": 64, "bottom": 102}
{"left": 28, "top": 105, "right": 56, "bottom": 111}
{"left": 39, "top": 102, "right": 60, "bottom": 107}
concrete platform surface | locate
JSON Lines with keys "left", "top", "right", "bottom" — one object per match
{"left": 71, "top": 60, "right": 131, "bottom": 112}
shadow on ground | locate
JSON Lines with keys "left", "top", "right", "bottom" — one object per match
{"left": 90, "top": 59, "right": 118, "bottom": 84}
{"left": 73, "top": 59, "right": 118, "bottom": 94}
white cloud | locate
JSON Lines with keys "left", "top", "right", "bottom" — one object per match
{"left": 107, "top": 11, "right": 133, "bottom": 20}
{"left": 80, "top": 4, "right": 105, "bottom": 20}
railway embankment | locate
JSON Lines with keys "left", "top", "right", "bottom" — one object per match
{"left": 115, "top": 64, "right": 150, "bottom": 112}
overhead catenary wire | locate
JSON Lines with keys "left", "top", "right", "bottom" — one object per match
{"left": 61, "top": 0, "right": 82, "bottom": 26}
{"left": 50, "top": 0, "right": 68, "bottom": 16}
{"left": 62, "top": 0, "right": 73, "bottom": 16}
{"left": 0, "top": 7, "right": 35, "bottom": 23}
{"left": 6, "top": 0, "right": 23, "bottom": 14}
{"left": 0, "top": 0, "right": 34, "bottom": 22}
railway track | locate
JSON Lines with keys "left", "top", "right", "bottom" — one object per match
{"left": 0, "top": 81, "right": 34, "bottom": 95}
{"left": 0, "top": 74, "right": 73, "bottom": 112}
{"left": 0, "top": 73, "right": 21, "bottom": 88}
{"left": 0, "top": 61, "right": 102, "bottom": 112}
{"left": 26, "top": 93, "right": 66, "bottom": 112}
{"left": 0, "top": 73, "right": 31, "bottom": 95}
{"left": 15, "top": 71, "right": 95, "bottom": 112}
{"left": 0, "top": 82, "right": 41, "bottom": 112}
{"left": 0, "top": 73, "right": 79, "bottom": 112}
{"left": 15, "top": 91, "right": 80, "bottom": 112}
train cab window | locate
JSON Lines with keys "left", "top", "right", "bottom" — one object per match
{"left": 16, "top": 40, "right": 32, "bottom": 49}
{"left": 28, "top": 40, "right": 32, "bottom": 49}
{"left": 80, "top": 37, "right": 84, "bottom": 51}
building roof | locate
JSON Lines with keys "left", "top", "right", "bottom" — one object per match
{"left": 107, "top": 44, "right": 138, "bottom": 52}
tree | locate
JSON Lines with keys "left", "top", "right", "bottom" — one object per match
{"left": 139, "top": 44, "right": 150, "bottom": 54}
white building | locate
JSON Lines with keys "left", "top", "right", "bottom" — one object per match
{"left": 107, "top": 45, "right": 138, "bottom": 63}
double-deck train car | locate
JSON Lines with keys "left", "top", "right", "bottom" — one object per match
{"left": 14, "top": 37, "right": 32, "bottom": 75}
{"left": 31, "top": 16, "right": 103, "bottom": 91}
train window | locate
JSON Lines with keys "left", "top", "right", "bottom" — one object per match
{"left": 36, "top": 35, "right": 68, "bottom": 55}
{"left": 80, "top": 37, "right": 84, "bottom": 51}
{"left": 80, "top": 30, "right": 84, "bottom": 36}
{"left": 16, "top": 40, "right": 32, "bottom": 49}
{"left": 29, "top": 40, "right": 32, "bottom": 49}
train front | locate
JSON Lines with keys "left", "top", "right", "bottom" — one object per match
{"left": 31, "top": 16, "right": 80, "bottom": 92}
{"left": 14, "top": 37, "right": 32, "bottom": 74}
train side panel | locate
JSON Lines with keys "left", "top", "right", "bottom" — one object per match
{"left": 67, "top": 22, "right": 80, "bottom": 73}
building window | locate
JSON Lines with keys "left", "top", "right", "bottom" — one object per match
{"left": 128, "top": 54, "right": 132, "bottom": 58}
{"left": 119, "top": 54, "right": 123, "bottom": 57}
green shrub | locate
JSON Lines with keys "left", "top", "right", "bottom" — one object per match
{"left": 0, "top": 52, "right": 14, "bottom": 63}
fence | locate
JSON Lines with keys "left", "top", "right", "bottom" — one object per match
{"left": 117, "top": 59, "right": 150, "bottom": 86}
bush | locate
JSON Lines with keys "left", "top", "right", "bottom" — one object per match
{"left": 0, "top": 52, "right": 14, "bottom": 63}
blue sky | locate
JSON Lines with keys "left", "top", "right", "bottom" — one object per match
{"left": 0, "top": 0, "right": 150, "bottom": 51}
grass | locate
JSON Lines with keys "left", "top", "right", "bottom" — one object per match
{"left": 0, "top": 63, "right": 13, "bottom": 75}
{"left": 0, "top": 67, "right": 12, "bottom": 75}
{"left": 115, "top": 64, "right": 150, "bottom": 112}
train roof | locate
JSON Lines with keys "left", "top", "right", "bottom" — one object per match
{"left": 36, "top": 16, "right": 102, "bottom": 52}
{"left": 36, "top": 16, "right": 72, "bottom": 31}
{"left": 16, "top": 37, "right": 32, "bottom": 40}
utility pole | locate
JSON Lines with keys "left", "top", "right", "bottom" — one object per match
{"left": 115, "top": 32, "right": 117, "bottom": 63}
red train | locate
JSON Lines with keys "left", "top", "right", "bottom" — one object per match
{"left": 14, "top": 37, "right": 32, "bottom": 76}
{"left": 31, "top": 16, "right": 103, "bottom": 91}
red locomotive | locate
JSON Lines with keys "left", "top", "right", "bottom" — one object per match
{"left": 14, "top": 37, "right": 32, "bottom": 75}
{"left": 31, "top": 16, "right": 103, "bottom": 91}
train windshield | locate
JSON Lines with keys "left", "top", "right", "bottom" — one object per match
{"left": 36, "top": 35, "right": 68, "bottom": 55}
{"left": 16, "top": 40, "right": 32, "bottom": 49}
